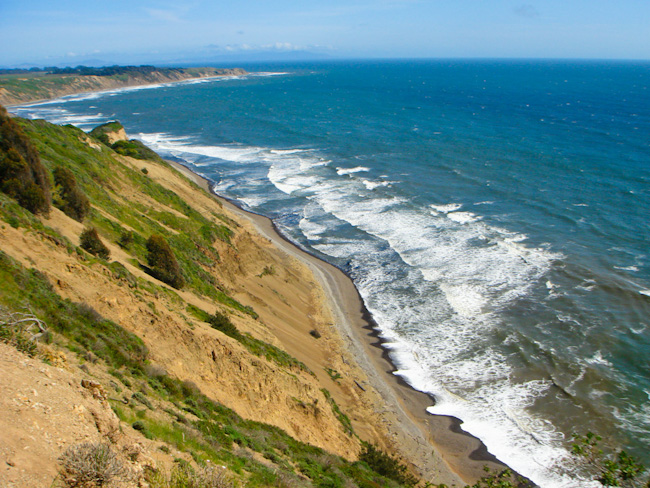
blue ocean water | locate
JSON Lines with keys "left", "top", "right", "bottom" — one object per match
{"left": 12, "top": 59, "right": 650, "bottom": 487}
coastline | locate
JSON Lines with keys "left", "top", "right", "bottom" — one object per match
{"left": 165, "top": 158, "right": 510, "bottom": 485}
{"left": 1, "top": 69, "right": 247, "bottom": 107}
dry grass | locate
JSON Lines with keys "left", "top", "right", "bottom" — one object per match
{"left": 57, "top": 442, "right": 131, "bottom": 487}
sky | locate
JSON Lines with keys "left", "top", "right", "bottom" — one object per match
{"left": 1, "top": 0, "right": 649, "bottom": 67}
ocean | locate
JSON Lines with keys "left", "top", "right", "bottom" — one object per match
{"left": 12, "top": 59, "right": 650, "bottom": 487}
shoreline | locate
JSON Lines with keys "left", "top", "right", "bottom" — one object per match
{"left": 165, "top": 158, "right": 512, "bottom": 485}
{"left": 2, "top": 69, "right": 247, "bottom": 108}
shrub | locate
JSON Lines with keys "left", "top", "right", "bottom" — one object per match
{"left": 53, "top": 166, "right": 90, "bottom": 222}
{"left": 146, "top": 463, "right": 233, "bottom": 488}
{"left": 111, "top": 139, "right": 164, "bottom": 162}
{"left": 358, "top": 442, "right": 418, "bottom": 487}
{"left": 0, "top": 306, "right": 45, "bottom": 357}
{"left": 0, "top": 105, "right": 51, "bottom": 214}
{"left": 58, "top": 442, "right": 129, "bottom": 487}
{"left": 207, "top": 311, "right": 240, "bottom": 339}
{"left": 117, "top": 229, "right": 134, "bottom": 249}
{"left": 80, "top": 227, "right": 110, "bottom": 260}
{"left": 146, "top": 234, "right": 184, "bottom": 289}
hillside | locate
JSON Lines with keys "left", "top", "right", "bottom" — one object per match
{"left": 0, "top": 67, "right": 246, "bottom": 106}
{"left": 0, "top": 111, "right": 458, "bottom": 487}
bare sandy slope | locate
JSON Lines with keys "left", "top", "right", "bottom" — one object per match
{"left": 0, "top": 341, "right": 190, "bottom": 488}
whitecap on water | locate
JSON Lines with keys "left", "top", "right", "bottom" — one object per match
{"left": 336, "top": 166, "right": 370, "bottom": 176}
{"left": 430, "top": 203, "right": 462, "bottom": 214}
{"left": 446, "top": 211, "right": 480, "bottom": 224}
{"left": 362, "top": 179, "right": 394, "bottom": 190}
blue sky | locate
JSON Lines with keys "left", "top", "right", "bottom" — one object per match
{"left": 1, "top": 0, "right": 649, "bottom": 66}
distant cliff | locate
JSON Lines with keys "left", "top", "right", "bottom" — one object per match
{"left": 0, "top": 66, "right": 246, "bottom": 105}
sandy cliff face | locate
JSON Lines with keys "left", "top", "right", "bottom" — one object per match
{"left": 0, "top": 151, "right": 360, "bottom": 460}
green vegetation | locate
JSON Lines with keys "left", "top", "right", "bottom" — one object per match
{"left": 53, "top": 165, "right": 91, "bottom": 221}
{"left": 146, "top": 233, "right": 185, "bottom": 289}
{"left": 145, "top": 462, "right": 233, "bottom": 488}
{"left": 207, "top": 311, "right": 240, "bottom": 338}
{"left": 325, "top": 367, "right": 342, "bottom": 382}
{"left": 4, "top": 113, "right": 252, "bottom": 311}
{"left": 111, "top": 139, "right": 165, "bottom": 162}
{"left": 114, "top": 366, "right": 412, "bottom": 488}
{"left": 80, "top": 227, "right": 111, "bottom": 260}
{"left": 358, "top": 442, "right": 418, "bottom": 487}
{"left": 571, "top": 433, "right": 647, "bottom": 488}
{"left": 321, "top": 389, "right": 354, "bottom": 437}
{"left": 0, "top": 250, "right": 147, "bottom": 372}
{"left": 0, "top": 105, "right": 50, "bottom": 214}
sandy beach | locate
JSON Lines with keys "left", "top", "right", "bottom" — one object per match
{"left": 166, "top": 158, "right": 508, "bottom": 486}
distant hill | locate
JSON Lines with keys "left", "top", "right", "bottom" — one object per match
{"left": 0, "top": 66, "right": 246, "bottom": 105}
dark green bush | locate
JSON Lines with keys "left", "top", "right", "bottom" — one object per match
{"left": 0, "top": 105, "right": 51, "bottom": 214}
{"left": 358, "top": 443, "right": 418, "bottom": 487}
{"left": 117, "top": 229, "right": 134, "bottom": 249}
{"left": 207, "top": 311, "right": 241, "bottom": 339}
{"left": 112, "top": 139, "right": 163, "bottom": 161}
{"left": 146, "top": 234, "right": 184, "bottom": 289}
{"left": 53, "top": 166, "right": 90, "bottom": 221}
{"left": 80, "top": 227, "right": 110, "bottom": 260}
{"left": 0, "top": 150, "right": 48, "bottom": 214}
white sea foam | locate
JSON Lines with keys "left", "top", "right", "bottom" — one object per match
{"left": 639, "top": 290, "right": 650, "bottom": 297}
{"left": 137, "top": 132, "right": 264, "bottom": 163}
{"left": 430, "top": 203, "right": 462, "bottom": 214}
{"left": 269, "top": 149, "right": 309, "bottom": 155}
{"left": 10, "top": 105, "right": 110, "bottom": 129}
{"left": 614, "top": 265, "right": 639, "bottom": 272}
{"left": 586, "top": 351, "right": 613, "bottom": 367}
{"left": 299, "top": 218, "right": 328, "bottom": 241}
{"left": 296, "top": 183, "right": 572, "bottom": 485}
{"left": 268, "top": 166, "right": 321, "bottom": 195}
{"left": 362, "top": 179, "right": 393, "bottom": 190}
{"left": 336, "top": 166, "right": 370, "bottom": 176}
{"left": 446, "top": 211, "right": 479, "bottom": 224}
{"left": 439, "top": 283, "right": 487, "bottom": 317}
{"left": 630, "top": 323, "right": 647, "bottom": 334}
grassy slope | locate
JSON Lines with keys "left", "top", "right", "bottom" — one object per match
{"left": 0, "top": 117, "right": 416, "bottom": 488}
